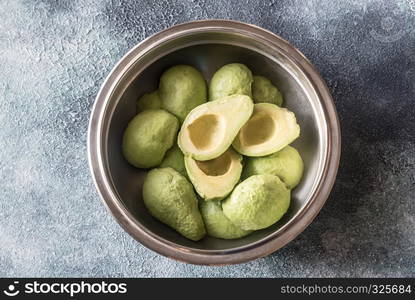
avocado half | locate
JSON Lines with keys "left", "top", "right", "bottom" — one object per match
{"left": 185, "top": 148, "right": 243, "bottom": 201}
{"left": 233, "top": 103, "right": 300, "bottom": 157}
{"left": 178, "top": 94, "right": 253, "bottom": 161}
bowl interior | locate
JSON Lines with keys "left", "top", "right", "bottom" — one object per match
{"left": 105, "top": 42, "right": 325, "bottom": 251}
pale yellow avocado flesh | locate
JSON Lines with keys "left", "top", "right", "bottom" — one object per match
{"left": 233, "top": 103, "right": 300, "bottom": 157}
{"left": 187, "top": 114, "right": 223, "bottom": 152}
{"left": 185, "top": 148, "right": 243, "bottom": 201}
{"left": 178, "top": 94, "right": 254, "bottom": 161}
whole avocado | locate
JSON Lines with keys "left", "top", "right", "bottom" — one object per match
{"left": 243, "top": 146, "right": 304, "bottom": 189}
{"left": 143, "top": 168, "right": 206, "bottom": 241}
{"left": 200, "top": 200, "right": 252, "bottom": 239}
{"left": 159, "top": 65, "right": 207, "bottom": 122}
{"left": 252, "top": 75, "right": 283, "bottom": 106}
{"left": 222, "top": 174, "right": 290, "bottom": 230}
{"left": 136, "top": 90, "right": 161, "bottom": 113}
{"left": 122, "top": 109, "right": 179, "bottom": 168}
{"left": 160, "top": 144, "right": 186, "bottom": 177}
{"left": 209, "top": 63, "right": 253, "bottom": 100}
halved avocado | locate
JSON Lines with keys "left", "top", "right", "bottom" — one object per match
{"left": 233, "top": 103, "right": 300, "bottom": 157}
{"left": 178, "top": 94, "right": 253, "bottom": 161}
{"left": 185, "top": 148, "right": 242, "bottom": 201}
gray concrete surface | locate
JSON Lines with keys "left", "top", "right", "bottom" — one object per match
{"left": 0, "top": 0, "right": 414, "bottom": 277}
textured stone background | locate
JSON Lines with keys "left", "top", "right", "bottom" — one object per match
{"left": 0, "top": 0, "right": 414, "bottom": 277}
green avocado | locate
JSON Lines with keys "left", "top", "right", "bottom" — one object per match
{"left": 185, "top": 148, "right": 242, "bottom": 201}
{"left": 160, "top": 144, "right": 186, "bottom": 177}
{"left": 233, "top": 103, "right": 300, "bottom": 157}
{"left": 222, "top": 174, "right": 290, "bottom": 230}
{"left": 178, "top": 94, "right": 254, "bottom": 161}
{"left": 209, "top": 63, "right": 253, "bottom": 100}
{"left": 252, "top": 76, "right": 283, "bottom": 106}
{"left": 122, "top": 109, "right": 179, "bottom": 168}
{"left": 159, "top": 65, "right": 207, "bottom": 122}
{"left": 143, "top": 168, "right": 206, "bottom": 241}
{"left": 136, "top": 90, "right": 161, "bottom": 113}
{"left": 243, "top": 146, "right": 304, "bottom": 189}
{"left": 200, "top": 200, "right": 252, "bottom": 239}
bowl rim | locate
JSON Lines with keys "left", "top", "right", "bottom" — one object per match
{"left": 88, "top": 19, "right": 341, "bottom": 265}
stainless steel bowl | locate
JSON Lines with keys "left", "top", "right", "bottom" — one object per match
{"left": 88, "top": 20, "right": 341, "bottom": 265}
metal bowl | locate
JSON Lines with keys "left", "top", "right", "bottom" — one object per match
{"left": 88, "top": 20, "right": 341, "bottom": 265}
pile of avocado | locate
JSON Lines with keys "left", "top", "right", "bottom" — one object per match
{"left": 122, "top": 63, "right": 303, "bottom": 241}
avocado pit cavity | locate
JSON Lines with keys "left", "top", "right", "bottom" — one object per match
{"left": 185, "top": 148, "right": 243, "bottom": 201}
{"left": 240, "top": 111, "right": 275, "bottom": 147}
{"left": 187, "top": 114, "right": 223, "bottom": 151}
{"left": 195, "top": 151, "right": 232, "bottom": 176}
{"left": 233, "top": 103, "right": 300, "bottom": 157}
